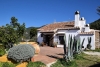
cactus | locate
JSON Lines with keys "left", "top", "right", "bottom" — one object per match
{"left": 81, "top": 38, "right": 85, "bottom": 48}
{"left": 87, "top": 37, "right": 91, "bottom": 49}
{"left": 67, "top": 34, "right": 71, "bottom": 61}
{"left": 70, "top": 36, "right": 74, "bottom": 60}
{"left": 64, "top": 34, "right": 85, "bottom": 61}
{"left": 63, "top": 34, "right": 67, "bottom": 55}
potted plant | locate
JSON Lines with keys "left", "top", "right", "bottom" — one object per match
{"left": 53, "top": 42, "right": 57, "bottom": 48}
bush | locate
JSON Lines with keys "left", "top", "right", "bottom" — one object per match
{"left": 7, "top": 44, "right": 35, "bottom": 63}
{"left": 27, "top": 61, "right": 46, "bottom": 67}
{"left": 1, "top": 62, "right": 15, "bottom": 67}
{"left": 74, "top": 54, "right": 83, "bottom": 60}
{"left": 0, "top": 45, "right": 6, "bottom": 56}
{"left": 51, "top": 59, "right": 77, "bottom": 67}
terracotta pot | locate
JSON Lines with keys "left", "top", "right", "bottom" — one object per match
{"left": 31, "top": 44, "right": 40, "bottom": 54}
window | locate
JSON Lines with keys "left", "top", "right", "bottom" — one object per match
{"left": 59, "top": 36, "right": 64, "bottom": 44}
{"left": 41, "top": 33, "right": 44, "bottom": 37}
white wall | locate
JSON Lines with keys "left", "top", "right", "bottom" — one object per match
{"left": 37, "top": 31, "right": 43, "bottom": 44}
{"left": 53, "top": 34, "right": 58, "bottom": 43}
{"left": 54, "top": 29, "right": 80, "bottom": 47}
{"left": 75, "top": 14, "right": 80, "bottom": 27}
{"left": 65, "top": 30, "right": 80, "bottom": 47}
{"left": 54, "top": 30, "right": 66, "bottom": 47}
{"left": 80, "top": 34, "right": 95, "bottom": 50}
{"left": 54, "top": 30, "right": 67, "bottom": 43}
{"left": 57, "top": 30, "right": 67, "bottom": 33}
{"left": 80, "top": 20, "right": 86, "bottom": 27}
{"left": 84, "top": 26, "right": 90, "bottom": 32}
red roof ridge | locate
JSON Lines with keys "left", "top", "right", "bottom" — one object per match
{"left": 38, "top": 21, "right": 75, "bottom": 32}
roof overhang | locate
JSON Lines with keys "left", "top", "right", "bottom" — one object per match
{"left": 79, "top": 31, "right": 94, "bottom": 35}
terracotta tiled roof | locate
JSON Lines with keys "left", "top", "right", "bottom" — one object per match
{"left": 79, "top": 31, "right": 94, "bottom": 35}
{"left": 38, "top": 21, "right": 74, "bottom": 32}
{"left": 57, "top": 27, "right": 80, "bottom": 30}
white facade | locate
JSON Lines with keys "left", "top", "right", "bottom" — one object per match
{"left": 80, "top": 17, "right": 86, "bottom": 27}
{"left": 37, "top": 11, "right": 96, "bottom": 50}
{"left": 53, "top": 29, "right": 95, "bottom": 50}
{"left": 37, "top": 31, "right": 43, "bottom": 44}
{"left": 75, "top": 11, "right": 80, "bottom": 27}
{"left": 79, "top": 34, "right": 95, "bottom": 50}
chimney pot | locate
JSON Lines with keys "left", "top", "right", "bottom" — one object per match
{"left": 80, "top": 17, "right": 84, "bottom": 20}
{"left": 75, "top": 11, "right": 80, "bottom": 14}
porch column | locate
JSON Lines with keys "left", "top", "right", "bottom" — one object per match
{"left": 57, "top": 36, "right": 60, "bottom": 45}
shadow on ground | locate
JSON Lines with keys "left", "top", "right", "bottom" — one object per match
{"left": 46, "top": 55, "right": 60, "bottom": 59}
{"left": 57, "top": 53, "right": 64, "bottom": 56}
{"left": 89, "top": 63, "right": 100, "bottom": 67}
{"left": 46, "top": 53, "right": 64, "bottom": 59}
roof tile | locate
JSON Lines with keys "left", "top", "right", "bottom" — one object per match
{"left": 38, "top": 21, "right": 74, "bottom": 32}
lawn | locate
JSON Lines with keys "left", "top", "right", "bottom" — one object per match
{"left": 51, "top": 53, "right": 100, "bottom": 67}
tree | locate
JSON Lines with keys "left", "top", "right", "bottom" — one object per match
{"left": 90, "top": 19, "right": 100, "bottom": 30}
{"left": 0, "top": 17, "right": 25, "bottom": 49}
{"left": 97, "top": 6, "right": 100, "bottom": 15}
{"left": 30, "top": 28, "right": 37, "bottom": 39}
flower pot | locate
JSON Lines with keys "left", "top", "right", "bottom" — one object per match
{"left": 31, "top": 44, "right": 40, "bottom": 54}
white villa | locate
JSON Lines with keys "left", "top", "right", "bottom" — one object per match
{"left": 37, "top": 11, "right": 100, "bottom": 50}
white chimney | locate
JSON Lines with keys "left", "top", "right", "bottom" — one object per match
{"left": 74, "top": 11, "right": 80, "bottom": 27}
{"left": 84, "top": 24, "right": 90, "bottom": 32}
{"left": 80, "top": 17, "right": 86, "bottom": 27}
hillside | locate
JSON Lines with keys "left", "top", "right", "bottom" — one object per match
{"left": 25, "top": 25, "right": 46, "bottom": 34}
{"left": 23, "top": 25, "right": 44, "bottom": 39}
{"left": 25, "top": 27, "right": 39, "bottom": 34}
{"left": 90, "top": 19, "right": 100, "bottom": 30}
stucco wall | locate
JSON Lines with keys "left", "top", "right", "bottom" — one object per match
{"left": 54, "top": 30, "right": 66, "bottom": 47}
{"left": 80, "top": 20, "right": 86, "bottom": 27}
{"left": 79, "top": 34, "right": 95, "bottom": 50}
{"left": 54, "top": 30, "right": 67, "bottom": 43}
{"left": 37, "top": 31, "right": 43, "bottom": 44}
{"left": 54, "top": 29, "right": 80, "bottom": 47}
{"left": 65, "top": 30, "right": 80, "bottom": 47}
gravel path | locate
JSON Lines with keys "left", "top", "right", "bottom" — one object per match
{"left": 84, "top": 51, "right": 100, "bottom": 56}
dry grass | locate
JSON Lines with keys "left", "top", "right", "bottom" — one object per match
{"left": 16, "top": 62, "right": 28, "bottom": 67}
{"left": 51, "top": 53, "right": 100, "bottom": 67}
{"left": 0, "top": 55, "right": 10, "bottom": 62}
{"left": 76, "top": 55, "right": 100, "bottom": 67}
{"left": 0, "top": 55, "right": 28, "bottom": 67}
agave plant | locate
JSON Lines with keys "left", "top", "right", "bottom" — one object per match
{"left": 63, "top": 34, "right": 85, "bottom": 61}
{"left": 87, "top": 37, "right": 91, "bottom": 49}
{"left": 81, "top": 38, "right": 85, "bottom": 48}
{"left": 64, "top": 35, "right": 74, "bottom": 61}
{"left": 63, "top": 35, "right": 67, "bottom": 55}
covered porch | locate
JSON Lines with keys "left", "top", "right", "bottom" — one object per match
{"left": 41, "top": 32, "right": 54, "bottom": 46}
{"left": 54, "top": 33, "right": 65, "bottom": 47}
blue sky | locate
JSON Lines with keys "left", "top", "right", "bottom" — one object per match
{"left": 0, "top": 0, "right": 100, "bottom": 28}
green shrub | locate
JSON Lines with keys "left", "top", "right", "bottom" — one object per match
{"left": 74, "top": 54, "right": 84, "bottom": 60}
{"left": 51, "top": 59, "right": 77, "bottom": 67}
{"left": 27, "top": 61, "right": 46, "bottom": 67}
{"left": 66, "top": 61, "right": 77, "bottom": 67}
{"left": 1, "top": 62, "right": 15, "bottom": 67}
{"left": 0, "top": 62, "right": 3, "bottom": 67}
{"left": 93, "top": 48, "right": 100, "bottom": 52}
{"left": 0, "top": 45, "right": 6, "bottom": 56}
{"left": 7, "top": 44, "right": 35, "bottom": 63}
